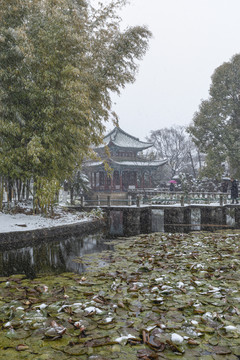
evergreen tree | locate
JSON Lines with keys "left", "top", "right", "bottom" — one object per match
{"left": 188, "top": 54, "right": 240, "bottom": 178}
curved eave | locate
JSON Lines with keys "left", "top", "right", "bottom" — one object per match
{"left": 96, "top": 141, "right": 152, "bottom": 151}
{"left": 83, "top": 161, "right": 104, "bottom": 168}
{"left": 112, "top": 141, "right": 153, "bottom": 151}
{"left": 111, "top": 159, "right": 168, "bottom": 168}
{"left": 84, "top": 159, "right": 167, "bottom": 169}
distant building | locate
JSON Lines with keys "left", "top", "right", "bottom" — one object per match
{"left": 84, "top": 127, "right": 167, "bottom": 192}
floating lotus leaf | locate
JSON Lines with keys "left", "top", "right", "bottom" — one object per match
{"left": 137, "top": 348, "right": 159, "bottom": 359}
{"left": 231, "top": 346, "right": 240, "bottom": 356}
{"left": 84, "top": 336, "right": 116, "bottom": 348}
{"left": 34, "top": 347, "right": 70, "bottom": 360}
{"left": 0, "top": 336, "right": 20, "bottom": 349}
{"left": 88, "top": 355, "right": 111, "bottom": 360}
{"left": 16, "top": 344, "right": 29, "bottom": 351}
{"left": 210, "top": 345, "right": 232, "bottom": 355}
{"left": 63, "top": 344, "right": 87, "bottom": 355}
{"left": 147, "top": 334, "right": 165, "bottom": 351}
{"left": 197, "top": 326, "right": 215, "bottom": 334}
{"left": 97, "top": 323, "right": 116, "bottom": 330}
{"left": 5, "top": 328, "right": 30, "bottom": 340}
{"left": 0, "top": 348, "right": 35, "bottom": 359}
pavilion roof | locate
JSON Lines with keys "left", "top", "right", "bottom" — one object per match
{"left": 84, "top": 158, "right": 167, "bottom": 169}
{"left": 112, "top": 159, "right": 167, "bottom": 167}
{"left": 96, "top": 126, "right": 153, "bottom": 151}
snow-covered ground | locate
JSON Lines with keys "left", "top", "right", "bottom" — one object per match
{"left": 0, "top": 190, "right": 92, "bottom": 233}
{"left": 0, "top": 208, "right": 90, "bottom": 233}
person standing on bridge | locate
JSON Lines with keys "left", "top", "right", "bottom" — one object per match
{"left": 169, "top": 180, "right": 176, "bottom": 192}
{"left": 230, "top": 178, "right": 239, "bottom": 204}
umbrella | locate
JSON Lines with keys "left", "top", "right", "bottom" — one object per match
{"left": 222, "top": 176, "right": 231, "bottom": 181}
{"left": 169, "top": 180, "right": 177, "bottom": 184}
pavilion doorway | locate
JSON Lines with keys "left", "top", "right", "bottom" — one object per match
{"left": 122, "top": 171, "right": 137, "bottom": 190}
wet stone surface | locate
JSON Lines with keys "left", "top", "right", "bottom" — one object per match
{"left": 1, "top": 230, "right": 240, "bottom": 359}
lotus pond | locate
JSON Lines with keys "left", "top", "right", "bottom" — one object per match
{"left": 1, "top": 230, "right": 240, "bottom": 359}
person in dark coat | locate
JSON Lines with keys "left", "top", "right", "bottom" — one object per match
{"left": 230, "top": 178, "right": 239, "bottom": 204}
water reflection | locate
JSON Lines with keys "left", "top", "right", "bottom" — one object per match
{"left": 191, "top": 208, "right": 201, "bottom": 231}
{"left": 0, "top": 232, "right": 113, "bottom": 278}
{"left": 152, "top": 209, "right": 164, "bottom": 232}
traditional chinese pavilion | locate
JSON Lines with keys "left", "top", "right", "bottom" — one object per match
{"left": 84, "top": 127, "right": 167, "bottom": 192}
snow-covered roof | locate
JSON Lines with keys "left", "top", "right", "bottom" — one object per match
{"left": 112, "top": 160, "right": 167, "bottom": 167}
{"left": 85, "top": 159, "right": 167, "bottom": 169}
{"left": 84, "top": 161, "right": 103, "bottom": 167}
{"left": 96, "top": 127, "right": 153, "bottom": 151}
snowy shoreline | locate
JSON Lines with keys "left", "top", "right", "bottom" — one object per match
{"left": 0, "top": 210, "right": 90, "bottom": 234}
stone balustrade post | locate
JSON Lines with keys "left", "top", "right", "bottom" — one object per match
{"left": 224, "top": 194, "right": 227, "bottom": 204}
{"left": 81, "top": 196, "right": 85, "bottom": 207}
{"left": 219, "top": 195, "right": 223, "bottom": 206}
{"left": 180, "top": 195, "right": 184, "bottom": 207}
{"left": 136, "top": 195, "right": 140, "bottom": 207}
{"left": 128, "top": 195, "right": 132, "bottom": 206}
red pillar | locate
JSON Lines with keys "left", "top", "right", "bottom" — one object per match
{"left": 104, "top": 174, "right": 107, "bottom": 190}
{"left": 111, "top": 175, "right": 113, "bottom": 191}
{"left": 135, "top": 172, "right": 138, "bottom": 188}
{"left": 94, "top": 172, "right": 96, "bottom": 190}
{"left": 120, "top": 171, "right": 123, "bottom": 191}
{"left": 141, "top": 173, "right": 145, "bottom": 189}
{"left": 91, "top": 172, "right": 93, "bottom": 189}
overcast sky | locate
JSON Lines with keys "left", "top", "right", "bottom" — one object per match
{"left": 105, "top": 0, "right": 240, "bottom": 140}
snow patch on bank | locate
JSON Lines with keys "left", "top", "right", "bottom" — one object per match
{"left": 0, "top": 209, "right": 91, "bottom": 233}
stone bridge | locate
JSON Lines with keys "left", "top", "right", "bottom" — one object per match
{"left": 82, "top": 204, "right": 240, "bottom": 236}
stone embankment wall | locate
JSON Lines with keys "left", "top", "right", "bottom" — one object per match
{"left": 0, "top": 219, "right": 106, "bottom": 250}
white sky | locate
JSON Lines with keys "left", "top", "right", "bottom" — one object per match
{"left": 105, "top": 0, "right": 240, "bottom": 140}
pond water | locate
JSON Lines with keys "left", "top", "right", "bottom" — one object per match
{"left": 0, "top": 231, "right": 114, "bottom": 279}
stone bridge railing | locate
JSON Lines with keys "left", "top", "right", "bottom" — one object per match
{"left": 150, "top": 191, "right": 231, "bottom": 205}
{"left": 79, "top": 191, "right": 232, "bottom": 207}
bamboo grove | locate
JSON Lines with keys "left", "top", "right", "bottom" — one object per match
{"left": 0, "top": 0, "right": 151, "bottom": 213}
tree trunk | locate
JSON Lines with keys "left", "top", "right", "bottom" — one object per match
{"left": 188, "top": 151, "right": 196, "bottom": 178}
{"left": 26, "top": 179, "right": 30, "bottom": 201}
{"left": 16, "top": 178, "right": 22, "bottom": 202}
{"left": 197, "top": 150, "right": 202, "bottom": 169}
{"left": 0, "top": 177, "right": 3, "bottom": 211}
